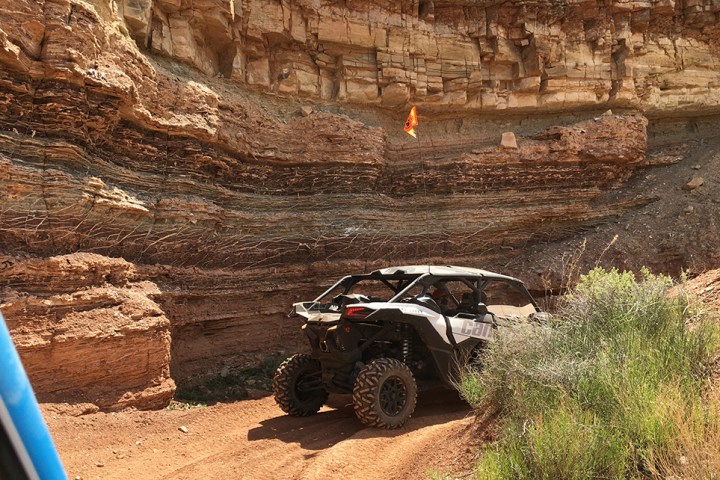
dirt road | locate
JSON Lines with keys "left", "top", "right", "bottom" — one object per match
{"left": 44, "top": 390, "right": 478, "bottom": 480}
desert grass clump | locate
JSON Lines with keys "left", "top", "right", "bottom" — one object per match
{"left": 463, "top": 267, "right": 720, "bottom": 479}
{"left": 475, "top": 401, "right": 627, "bottom": 480}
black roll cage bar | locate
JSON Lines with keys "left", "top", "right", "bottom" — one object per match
{"left": 309, "top": 271, "right": 540, "bottom": 312}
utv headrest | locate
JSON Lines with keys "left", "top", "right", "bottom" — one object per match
{"left": 412, "top": 295, "right": 441, "bottom": 314}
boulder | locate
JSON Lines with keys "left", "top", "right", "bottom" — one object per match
{"left": 501, "top": 132, "right": 518, "bottom": 149}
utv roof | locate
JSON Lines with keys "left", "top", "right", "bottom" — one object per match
{"left": 369, "top": 265, "right": 524, "bottom": 284}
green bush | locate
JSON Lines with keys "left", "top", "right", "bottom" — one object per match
{"left": 476, "top": 401, "right": 627, "bottom": 480}
{"left": 465, "top": 268, "right": 720, "bottom": 479}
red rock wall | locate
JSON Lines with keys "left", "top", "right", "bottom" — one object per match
{"left": 1, "top": 254, "right": 174, "bottom": 410}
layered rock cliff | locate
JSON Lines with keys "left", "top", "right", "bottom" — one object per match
{"left": 0, "top": 0, "right": 719, "bottom": 409}
{"left": 1, "top": 253, "right": 174, "bottom": 410}
{"left": 117, "top": 0, "right": 720, "bottom": 113}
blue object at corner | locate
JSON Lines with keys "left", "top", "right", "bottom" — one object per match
{"left": 0, "top": 311, "right": 67, "bottom": 479}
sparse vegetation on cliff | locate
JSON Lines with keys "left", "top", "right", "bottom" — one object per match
{"left": 461, "top": 268, "right": 720, "bottom": 479}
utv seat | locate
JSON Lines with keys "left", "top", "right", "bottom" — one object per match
{"left": 446, "top": 292, "right": 479, "bottom": 317}
{"left": 458, "top": 292, "right": 479, "bottom": 314}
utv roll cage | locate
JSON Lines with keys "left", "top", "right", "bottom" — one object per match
{"left": 296, "top": 266, "right": 540, "bottom": 316}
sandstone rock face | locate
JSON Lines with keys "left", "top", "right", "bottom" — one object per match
{"left": 686, "top": 268, "right": 720, "bottom": 312}
{"left": 0, "top": 254, "right": 174, "bottom": 410}
{"left": 0, "top": 0, "right": 718, "bottom": 408}
{"left": 0, "top": 111, "right": 649, "bottom": 270}
{"left": 113, "top": 0, "right": 720, "bottom": 113}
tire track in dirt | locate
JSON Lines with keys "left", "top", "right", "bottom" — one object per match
{"left": 45, "top": 389, "right": 477, "bottom": 480}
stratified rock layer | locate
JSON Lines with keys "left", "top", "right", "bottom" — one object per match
{"left": 114, "top": 0, "right": 720, "bottom": 113}
{"left": 0, "top": 0, "right": 718, "bottom": 408}
{"left": 0, "top": 113, "right": 649, "bottom": 268}
{"left": 1, "top": 253, "right": 174, "bottom": 410}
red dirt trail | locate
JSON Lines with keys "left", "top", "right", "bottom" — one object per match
{"left": 44, "top": 389, "right": 478, "bottom": 480}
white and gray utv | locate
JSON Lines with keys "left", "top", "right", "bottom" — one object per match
{"left": 272, "top": 265, "right": 543, "bottom": 428}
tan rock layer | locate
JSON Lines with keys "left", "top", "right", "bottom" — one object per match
{"left": 1, "top": 253, "right": 175, "bottom": 410}
{"left": 686, "top": 268, "right": 720, "bottom": 312}
{"left": 113, "top": 0, "right": 720, "bottom": 113}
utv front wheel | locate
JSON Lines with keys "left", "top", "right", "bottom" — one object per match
{"left": 272, "top": 354, "right": 328, "bottom": 416}
{"left": 352, "top": 358, "right": 417, "bottom": 429}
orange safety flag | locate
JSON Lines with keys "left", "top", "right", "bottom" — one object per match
{"left": 404, "top": 106, "right": 418, "bottom": 138}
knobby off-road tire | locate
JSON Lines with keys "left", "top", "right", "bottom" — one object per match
{"left": 352, "top": 358, "right": 417, "bottom": 429}
{"left": 272, "top": 354, "right": 328, "bottom": 416}
{"left": 467, "top": 343, "right": 486, "bottom": 371}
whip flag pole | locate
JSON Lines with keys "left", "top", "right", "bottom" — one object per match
{"left": 404, "top": 106, "right": 430, "bottom": 264}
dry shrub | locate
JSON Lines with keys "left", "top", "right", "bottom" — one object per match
{"left": 468, "top": 267, "right": 720, "bottom": 479}
{"left": 648, "top": 386, "right": 720, "bottom": 479}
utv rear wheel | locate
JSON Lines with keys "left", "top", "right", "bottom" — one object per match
{"left": 352, "top": 358, "right": 417, "bottom": 429}
{"left": 467, "top": 343, "right": 485, "bottom": 370}
{"left": 273, "top": 354, "right": 328, "bottom": 416}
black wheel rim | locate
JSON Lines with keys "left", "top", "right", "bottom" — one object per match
{"left": 469, "top": 348, "right": 484, "bottom": 369}
{"left": 379, "top": 376, "right": 407, "bottom": 416}
{"left": 295, "top": 372, "right": 322, "bottom": 402}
